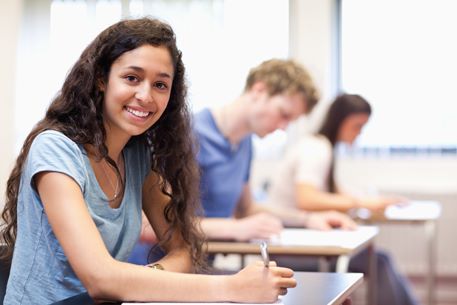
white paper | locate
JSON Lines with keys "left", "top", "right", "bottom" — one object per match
{"left": 265, "top": 225, "right": 378, "bottom": 249}
{"left": 384, "top": 200, "right": 441, "bottom": 220}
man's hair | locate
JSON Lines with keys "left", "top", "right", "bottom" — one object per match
{"left": 244, "top": 59, "right": 320, "bottom": 113}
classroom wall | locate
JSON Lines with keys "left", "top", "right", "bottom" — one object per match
{"left": 288, "top": 0, "right": 339, "bottom": 135}
{"left": 2, "top": 1, "right": 456, "bottom": 218}
{"left": 0, "top": 0, "right": 23, "bottom": 203}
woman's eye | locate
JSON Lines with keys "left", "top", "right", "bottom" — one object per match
{"left": 155, "top": 82, "right": 168, "bottom": 90}
{"left": 125, "top": 75, "right": 139, "bottom": 82}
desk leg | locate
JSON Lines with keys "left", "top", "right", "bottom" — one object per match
{"left": 318, "top": 257, "right": 331, "bottom": 272}
{"left": 336, "top": 255, "right": 350, "bottom": 273}
{"left": 240, "top": 254, "right": 247, "bottom": 268}
{"left": 425, "top": 220, "right": 437, "bottom": 305}
{"left": 367, "top": 243, "right": 377, "bottom": 305}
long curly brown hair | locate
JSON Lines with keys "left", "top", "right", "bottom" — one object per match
{"left": 0, "top": 17, "right": 206, "bottom": 271}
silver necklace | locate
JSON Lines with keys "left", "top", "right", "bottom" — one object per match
{"left": 101, "top": 160, "right": 120, "bottom": 202}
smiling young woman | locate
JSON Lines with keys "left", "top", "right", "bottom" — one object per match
{"left": 0, "top": 18, "right": 296, "bottom": 304}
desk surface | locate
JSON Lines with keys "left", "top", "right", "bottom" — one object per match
{"left": 52, "top": 272, "right": 363, "bottom": 305}
{"left": 356, "top": 200, "right": 442, "bottom": 223}
{"left": 277, "top": 272, "right": 363, "bottom": 305}
{"left": 207, "top": 226, "right": 378, "bottom": 256}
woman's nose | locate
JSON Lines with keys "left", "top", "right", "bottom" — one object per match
{"left": 135, "top": 84, "right": 152, "bottom": 103}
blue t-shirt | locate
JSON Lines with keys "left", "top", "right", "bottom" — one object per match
{"left": 5, "top": 130, "right": 150, "bottom": 305}
{"left": 194, "top": 109, "right": 252, "bottom": 218}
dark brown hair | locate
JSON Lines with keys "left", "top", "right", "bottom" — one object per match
{"left": 317, "top": 93, "right": 371, "bottom": 192}
{"left": 1, "top": 17, "right": 205, "bottom": 270}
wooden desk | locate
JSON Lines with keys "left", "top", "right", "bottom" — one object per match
{"left": 208, "top": 226, "right": 378, "bottom": 273}
{"left": 356, "top": 200, "right": 441, "bottom": 305}
{"left": 51, "top": 272, "right": 363, "bottom": 305}
{"left": 207, "top": 226, "right": 377, "bottom": 305}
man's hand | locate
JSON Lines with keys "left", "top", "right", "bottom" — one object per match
{"left": 233, "top": 213, "right": 283, "bottom": 241}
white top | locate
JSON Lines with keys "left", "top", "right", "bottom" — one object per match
{"left": 267, "top": 135, "right": 333, "bottom": 208}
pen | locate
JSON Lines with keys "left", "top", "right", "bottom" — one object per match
{"left": 260, "top": 241, "right": 270, "bottom": 267}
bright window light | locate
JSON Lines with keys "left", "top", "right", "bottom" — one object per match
{"left": 340, "top": 0, "right": 457, "bottom": 148}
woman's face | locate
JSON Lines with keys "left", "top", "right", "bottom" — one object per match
{"left": 101, "top": 44, "right": 174, "bottom": 142}
{"left": 337, "top": 113, "right": 370, "bottom": 144}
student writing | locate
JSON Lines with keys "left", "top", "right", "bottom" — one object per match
{"left": 0, "top": 18, "right": 295, "bottom": 304}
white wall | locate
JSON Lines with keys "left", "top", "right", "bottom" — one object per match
{"left": 0, "top": 0, "right": 23, "bottom": 202}
{"left": 287, "top": 0, "right": 338, "bottom": 137}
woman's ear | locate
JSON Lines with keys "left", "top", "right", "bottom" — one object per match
{"left": 97, "top": 79, "right": 105, "bottom": 92}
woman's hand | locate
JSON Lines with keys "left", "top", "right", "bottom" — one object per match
{"left": 359, "top": 196, "right": 407, "bottom": 212}
{"left": 226, "top": 261, "right": 296, "bottom": 303}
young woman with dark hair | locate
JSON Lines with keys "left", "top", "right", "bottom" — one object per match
{"left": 268, "top": 94, "right": 419, "bottom": 305}
{"left": 1, "top": 17, "right": 295, "bottom": 304}
{"left": 270, "top": 93, "right": 401, "bottom": 212}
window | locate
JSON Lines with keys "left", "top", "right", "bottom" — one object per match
{"left": 339, "top": 0, "right": 457, "bottom": 150}
{"left": 14, "top": 0, "right": 289, "bottom": 152}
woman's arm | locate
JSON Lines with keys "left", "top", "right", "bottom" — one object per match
{"left": 36, "top": 171, "right": 296, "bottom": 303}
{"left": 139, "top": 212, "right": 158, "bottom": 243}
{"left": 295, "top": 183, "right": 357, "bottom": 212}
{"left": 296, "top": 183, "right": 400, "bottom": 212}
{"left": 141, "top": 171, "right": 191, "bottom": 272}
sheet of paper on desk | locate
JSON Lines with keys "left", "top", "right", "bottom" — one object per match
{"left": 122, "top": 298, "right": 284, "bottom": 305}
{"left": 269, "top": 226, "right": 378, "bottom": 248}
{"left": 385, "top": 200, "right": 441, "bottom": 220}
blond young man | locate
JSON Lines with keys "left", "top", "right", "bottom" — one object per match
{"left": 195, "top": 59, "right": 356, "bottom": 241}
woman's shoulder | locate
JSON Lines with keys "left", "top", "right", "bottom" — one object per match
{"left": 30, "top": 129, "right": 83, "bottom": 159}
{"left": 33, "top": 129, "right": 77, "bottom": 146}
{"left": 297, "top": 134, "right": 331, "bottom": 152}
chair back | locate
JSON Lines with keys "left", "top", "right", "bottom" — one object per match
{"left": 0, "top": 245, "right": 11, "bottom": 305}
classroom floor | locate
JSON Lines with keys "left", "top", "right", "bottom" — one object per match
{"left": 411, "top": 275, "right": 457, "bottom": 305}
{"left": 350, "top": 274, "right": 457, "bottom": 305}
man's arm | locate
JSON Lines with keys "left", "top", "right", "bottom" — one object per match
{"left": 296, "top": 183, "right": 357, "bottom": 211}
{"left": 201, "top": 184, "right": 282, "bottom": 241}
{"left": 239, "top": 184, "right": 357, "bottom": 230}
